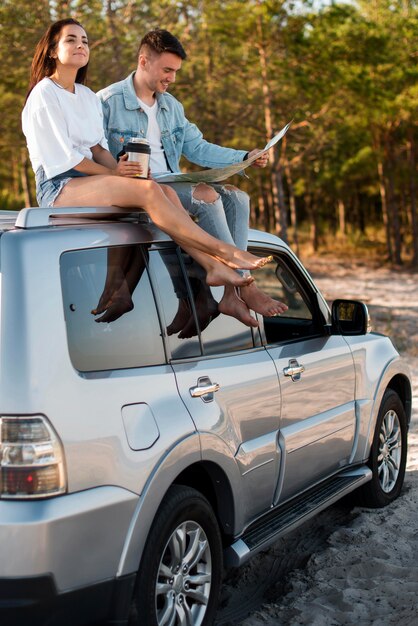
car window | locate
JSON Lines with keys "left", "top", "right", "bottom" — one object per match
{"left": 60, "top": 245, "right": 165, "bottom": 371}
{"left": 146, "top": 247, "right": 203, "bottom": 360}
{"left": 196, "top": 283, "right": 256, "bottom": 355}
{"left": 253, "top": 253, "right": 322, "bottom": 344}
{"left": 178, "top": 251, "right": 255, "bottom": 356}
{"left": 149, "top": 248, "right": 255, "bottom": 358}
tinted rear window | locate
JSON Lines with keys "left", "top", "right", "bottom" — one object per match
{"left": 60, "top": 245, "right": 165, "bottom": 371}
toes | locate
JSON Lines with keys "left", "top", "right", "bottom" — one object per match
{"left": 93, "top": 298, "right": 133, "bottom": 323}
{"left": 255, "top": 255, "right": 274, "bottom": 268}
{"left": 91, "top": 299, "right": 112, "bottom": 315}
{"left": 238, "top": 275, "right": 255, "bottom": 287}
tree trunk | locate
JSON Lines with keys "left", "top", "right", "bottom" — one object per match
{"left": 12, "top": 154, "right": 20, "bottom": 197}
{"left": 284, "top": 161, "right": 299, "bottom": 253}
{"left": 337, "top": 199, "right": 346, "bottom": 237}
{"left": 273, "top": 162, "right": 288, "bottom": 242}
{"left": 305, "top": 191, "right": 318, "bottom": 253}
{"left": 353, "top": 192, "right": 366, "bottom": 235}
{"left": 377, "top": 158, "right": 393, "bottom": 262}
{"left": 407, "top": 130, "right": 418, "bottom": 266}
{"left": 256, "top": 173, "right": 266, "bottom": 231}
{"left": 20, "top": 149, "right": 33, "bottom": 207}
{"left": 255, "top": 9, "right": 284, "bottom": 238}
{"left": 266, "top": 187, "right": 274, "bottom": 233}
{"left": 386, "top": 142, "right": 402, "bottom": 265}
{"left": 106, "top": 0, "right": 124, "bottom": 83}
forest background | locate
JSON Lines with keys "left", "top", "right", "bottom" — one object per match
{"left": 0, "top": 0, "right": 417, "bottom": 266}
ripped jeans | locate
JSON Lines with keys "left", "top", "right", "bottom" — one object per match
{"left": 163, "top": 182, "right": 250, "bottom": 252}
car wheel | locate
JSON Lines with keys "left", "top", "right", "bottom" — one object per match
{"left": 357, "top": 389, "right": 407, "bottom": 508}
{"left": 130, "top": 485, "right": 223, "bottom": 626}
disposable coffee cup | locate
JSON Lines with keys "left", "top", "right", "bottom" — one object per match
{"left": 125, "top": 138, "right": 151, "bottom": 179}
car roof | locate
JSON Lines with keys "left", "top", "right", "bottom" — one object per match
{"left": 0, "top": 211, "right": 20, "bottom": 232}
{"left": 0, "top": 208, "right": 288, "bottom": 250}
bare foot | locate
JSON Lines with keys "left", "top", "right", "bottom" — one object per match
{"left": 92, "top": 266, "right": 128, "bottom": 315}
{"left": 178, "top": 287, "right": 220, "bottom": 339}
{"left": 216, "top": 250, "right": 274, "bottom": 271}
{"left": 92, "top": 295, "right": 134, "bottom": 323}
{"left": 92, "top": 291, "right": 117, "bottom": 316}
{"left": 179, "top": 309, "right": 220, "bottom": 339}
{"left": 167, "top": 298, "right": 192, "bottom": 336}
{"left": 240, "top": 282, "right": 288, "bottom": 316}
{"left": 92, "top": 279, "right": 134, "bottom": 323}
{"left": 218, "top": 288, "right": 259, "bottom": 328}
{"left": 206, "top": 263, "right": 255, "bottom": 288}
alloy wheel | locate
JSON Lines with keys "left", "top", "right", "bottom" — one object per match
{"left": 377, "top": 409, "right": 402, "bottom": 493}
{"left": 156, "top": 520, "right": 212, "bottom": 626}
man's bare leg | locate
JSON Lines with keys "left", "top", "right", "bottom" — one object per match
{"left": 218, "top": 285, "right": 259, "bottom": 328}
{"left": 239, "top": 282, "right": 288, "bottom": 316}
{"left": 177, "top": 281, "right": 220, "bottom": 339}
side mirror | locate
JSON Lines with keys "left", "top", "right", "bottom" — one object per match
{"left": 332, "top": 299, "right": 371, "bottom": 335}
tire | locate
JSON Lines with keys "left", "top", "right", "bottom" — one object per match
{"left": 130, "top": 485, "right": 223, "bottom": 626}
{"left": 357, "top": 389, "right": 408, "bottom": 508}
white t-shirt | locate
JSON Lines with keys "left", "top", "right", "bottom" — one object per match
{"left": 22, "top": 77, "right": 108, "bottom": 179}
{"left": 137, "top": 97, "right": 169, "bottom": 175}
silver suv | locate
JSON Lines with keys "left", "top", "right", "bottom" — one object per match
{"left": 0, "top": 207, "right": 411, "bottom": 626}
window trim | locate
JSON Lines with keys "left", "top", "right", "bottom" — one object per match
{"left": 248, "top": 248, "right": 328, "bottom": 347}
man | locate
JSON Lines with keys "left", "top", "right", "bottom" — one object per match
{"left": 97, "top": 29, "right": 285, "bottom": 331}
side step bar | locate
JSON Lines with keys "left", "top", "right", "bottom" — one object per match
{"left": 224, "top": 466, "right": 372, "bottom": 568}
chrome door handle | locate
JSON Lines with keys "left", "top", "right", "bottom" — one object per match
{"left": 189, "top": 376, "right": 220, "bottom": 402}
{"left": 190, "top": 383, "right": 220, "bottom": 397}
{"left": 283, "top": 359, "right": 305, "bottom": 381}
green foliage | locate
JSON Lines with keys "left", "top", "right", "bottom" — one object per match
{"left": 1, "top": 0, "right": 417, "bottom": 264}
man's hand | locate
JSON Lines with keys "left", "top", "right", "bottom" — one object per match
{"left": 247, "top": 149, "right": 269, "bottom": 168}
{"left": 114, "top": 153, "right": 145, "bottom": 177}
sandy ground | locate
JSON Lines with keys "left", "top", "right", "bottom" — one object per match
{"left": 216, "top": 257, "right": 418, "bottom": 626}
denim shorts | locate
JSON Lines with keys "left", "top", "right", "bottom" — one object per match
{"left": 35, "top": 166, "right": 88, "bottom": 207}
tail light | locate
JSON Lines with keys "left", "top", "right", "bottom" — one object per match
{"left": 0, "top": 416, "right": 67, "bottom": 499}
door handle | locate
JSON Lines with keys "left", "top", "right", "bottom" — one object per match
{"left": 189, "top": 376, "right": 220, "bottom": 402}
{"left": 283, "top": 359, "right": 305, "bottom": 381}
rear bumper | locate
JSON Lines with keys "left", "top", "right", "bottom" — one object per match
{"left": 0, "top": 486, "right": 139, "bottom": 624}
{"left": 0, "top": 487, "right": 138, "bottom": 589}
{"left": 0, "top": 572, "right": 136, "bottom": 626}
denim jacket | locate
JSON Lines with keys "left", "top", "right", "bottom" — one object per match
{"left": 97, "top": 72, "right": 247, "bottom": 173}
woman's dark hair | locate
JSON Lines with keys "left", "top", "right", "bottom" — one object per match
{"left": 26, "top": 18, "right": 88, "bottom": 101}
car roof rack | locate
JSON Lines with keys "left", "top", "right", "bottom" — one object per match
{"left": 15, "top": 206, "right": 150, "bottom": 229}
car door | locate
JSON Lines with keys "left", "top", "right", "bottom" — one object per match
{"left": 253, "top": 249, "right": 357, "bottom": 504}
{"left": 147, "top": 246, "right": 282, "bottom": 525}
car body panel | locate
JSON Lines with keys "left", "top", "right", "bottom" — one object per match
{"left": 172, "top": 349, "right": 282, "bottom": 524}
{"left": 266, "top": 335, "right": 356, "bottom": 502}
{"left": 0, "top": 487, "right": 137, "bottom": 590}
{"left": 0, "top": 210, "right": 411, "bottom": 624}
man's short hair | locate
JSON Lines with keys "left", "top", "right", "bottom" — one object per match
{"left": 138, "top": 29, "right": 187, "bottom": 60}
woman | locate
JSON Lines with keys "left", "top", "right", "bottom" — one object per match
{"left": 22, "top": 19, "right": 286, "bottom": 326}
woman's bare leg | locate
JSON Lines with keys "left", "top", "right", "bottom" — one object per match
{"left": 92, "top": 247, "right": 136, "bottom": 313}
{"left": 92, "top": 246, "right": 146, "bottom": 323}
{"left": 54, "top": 176, "right": 272, "bottom": 271}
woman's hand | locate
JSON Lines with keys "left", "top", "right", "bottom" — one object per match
{"left": 89, "top": 145, "right": 147, "bottom": 177}
{"left": 114, "top": 153, "right": 144, "bottom": 178}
